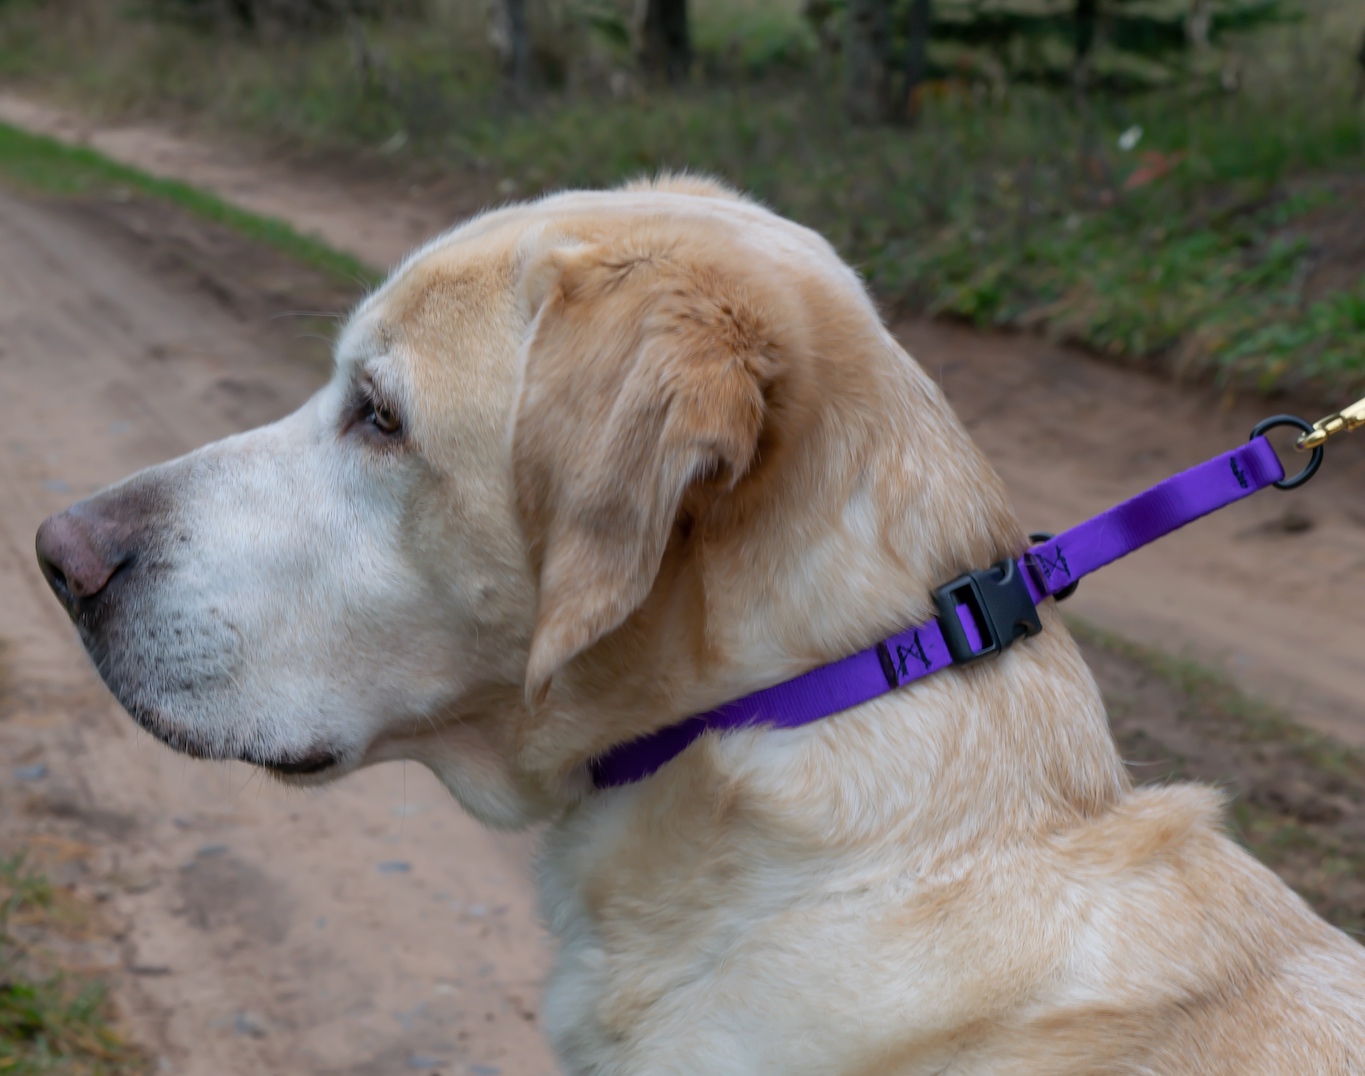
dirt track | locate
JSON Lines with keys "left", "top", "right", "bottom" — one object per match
{"left": 0, "top": 187, "right": 555, "bottom": 1074}
{"left": 910, "top": 320, "right": 1365, "bottom": 746}
{"left": 2, "top": 95, "right": 1365, "bottom": 1075}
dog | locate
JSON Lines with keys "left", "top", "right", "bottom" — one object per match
{"left": 36, "top": 176, "right": 1365, "bottom": 1073}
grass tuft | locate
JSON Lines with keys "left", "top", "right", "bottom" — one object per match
{"left": 0, "top": 121, "right": 381, "bottom": 288}
{"left": 0, "top": 854, "right": 143, "bottom": 1074}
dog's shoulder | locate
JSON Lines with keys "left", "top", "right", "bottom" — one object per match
{"left": 1015, "top": 782, "right": 1365, "bottom": 1072}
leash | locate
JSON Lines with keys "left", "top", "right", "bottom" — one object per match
{"left": 589, "top": 399, "right": 1362, "bottom": 790}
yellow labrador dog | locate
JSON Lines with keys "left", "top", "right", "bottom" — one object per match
{"left": 36, "top": 177, "right": 1365, "bottom": 1074}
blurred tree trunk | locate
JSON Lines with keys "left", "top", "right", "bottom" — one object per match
{"left": 900, "top": 0, "right": 932, "bottom": 122}
{"left": 1073, "top": 0, "right": 1098, "bottom": 92}
{"left": 845, "top": 0, "right": 894, "bottom": 124}
{"left": 490, "top": 0, "right": 531, "bottom": 99}
{"left": 636, "top": 0, "right": 692, "bottom": 84}
{"left": 1185, "top": 0, "right": 1212, "bottom": 51}
{"left": 224, "top": 0, "right": 257, "bottom": 28}
{"left": 1356, "top": 26, "right": 1365, "bottom": 102}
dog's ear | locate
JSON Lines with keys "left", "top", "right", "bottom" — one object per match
{"left": 514, "top": 242, "right": 781, "bottom": 704}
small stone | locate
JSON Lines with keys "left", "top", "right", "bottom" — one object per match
{"left": 13, "top": 765, "right": 48, "bottom": 782}
{"left": 377, "top": 861, "right": 412, "bottom": 875}
{"left": 233, "top": 1011, "right": 268, "bottom": 1038}
{"left": 1279, "top": 508, "right": 1314, "bottom": 534}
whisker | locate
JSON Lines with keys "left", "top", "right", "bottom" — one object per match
{"left": 270, "top": 310, "right": 346, "bottom": 321}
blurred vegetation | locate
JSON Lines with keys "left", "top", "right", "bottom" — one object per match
{"left": 0, "top": 853, "right": 143, "bottom": 1074}
{"left": 923, "top": 0, "right": 1294, "bottom": 93}
{"left": 0, "top": 0, "right": 1362, "bottom": 399}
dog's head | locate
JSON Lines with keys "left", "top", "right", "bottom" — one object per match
{"left": 34, "top": 180, "right": 1019, "bottom": 826}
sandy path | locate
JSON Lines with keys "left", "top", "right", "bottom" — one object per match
{"left": 0, "top": 188, "right": 556, "bottom": 1075}
{"left": 906, "top": 321, "right": 1365, "bottom": 746}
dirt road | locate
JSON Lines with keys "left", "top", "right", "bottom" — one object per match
{"left": 0, "top": 188, "right": 556, "bottom": 1075}
{"left": 909, "top": 320, "right": 1365, "bottom": 747}
{"left": 2, "top": 94, "right": 1365, "bottom": 1075}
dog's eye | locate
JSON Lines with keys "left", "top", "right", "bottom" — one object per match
{"left": 356, "top": 389, "right": 402, "bottom": 438}
{"left": 367, "top": 398, "right": 402, "bottom": 435}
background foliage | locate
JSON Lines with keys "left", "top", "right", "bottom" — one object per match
{"left": 0, "top": 0, "right": 1361, "bottom": 399}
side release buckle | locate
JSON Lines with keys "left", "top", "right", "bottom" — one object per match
{"left": 934, "top": 559, "right": 1042, "bottom": 665}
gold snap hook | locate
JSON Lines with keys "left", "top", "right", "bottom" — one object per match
{"left": 1296, "top": 396, "right": 1365, "bottom": 452}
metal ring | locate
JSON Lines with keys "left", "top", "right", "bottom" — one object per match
{"left": 1249, "top": 415, "right": 1323, "bottom": 491}
{"left": 1027, "top": 532, "right": 1079, "bottom": 602}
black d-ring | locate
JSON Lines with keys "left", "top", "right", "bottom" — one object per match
{"left": 1027, "top": 532, "right": 1079, "bottom": 602}
{"left": 1249, "top": 414, "right": 1323, "bottom": 491}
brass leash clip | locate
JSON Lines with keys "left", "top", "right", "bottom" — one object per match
{"left": 1297, "top": 396, "right": 1365, "bottom": 452}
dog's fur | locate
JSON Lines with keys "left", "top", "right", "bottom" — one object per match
{"left": 42, "top": 178, "right": 1365, "bottom": 1073}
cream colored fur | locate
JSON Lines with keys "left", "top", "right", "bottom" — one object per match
{"left": 58, "top": 176, "right": 1365, "bottom": 1073}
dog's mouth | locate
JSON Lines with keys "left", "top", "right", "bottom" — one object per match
{"left": 120, "top": 701, "right": 341, "bottom": 776}
{"left": 251, "top": 750, "right": 339, "bottom": 776}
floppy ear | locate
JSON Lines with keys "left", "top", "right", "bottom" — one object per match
{"left": 514, "top": 242, "right": 781, "bottom": 704}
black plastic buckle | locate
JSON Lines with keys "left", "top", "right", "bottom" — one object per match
{"left": 934, "top": 559, "right": 1042, "bottom": 665}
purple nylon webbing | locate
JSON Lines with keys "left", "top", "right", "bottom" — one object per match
{"left": 1021, "top": 436, "right": 1283, "bottom": 603}
{"left": 589, "top": 437, "right": 1285, "bottom": 789}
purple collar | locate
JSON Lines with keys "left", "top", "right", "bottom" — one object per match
{"left": 590, "top": 434, "right": 1291, "bottom": 789}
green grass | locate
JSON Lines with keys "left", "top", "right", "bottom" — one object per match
{"left": 0, "top": 854, "right": 142, "bottom": 1075}
{"left": 888, "top": 171, "right": 1365, "bottom": 394}
{"left": 421, "top": 78, "right": 1365, "bottom": 398}
{"left": 0, "top": 121, "right": 381, "bottom": 288}
{"left": 0, "top": 0, "right": 1362, "bottom": 397}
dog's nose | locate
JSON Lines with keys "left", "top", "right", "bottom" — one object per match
{"left": 35, "top": 504, "right": 133, "bottom": 615}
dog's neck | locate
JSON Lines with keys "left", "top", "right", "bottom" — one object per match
{"left": 529, "top": 336, "right": 1131, "bottom": 1069}
{"left": 535, "top": 559, "right": 1127, "bottom": 1074}
{"left": 528, "top": 336, "right": 1128, "bottom": 830}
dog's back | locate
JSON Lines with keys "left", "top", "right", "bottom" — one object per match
{"left": 979, "top": 784, "right": 1365, "bottom": 1074}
